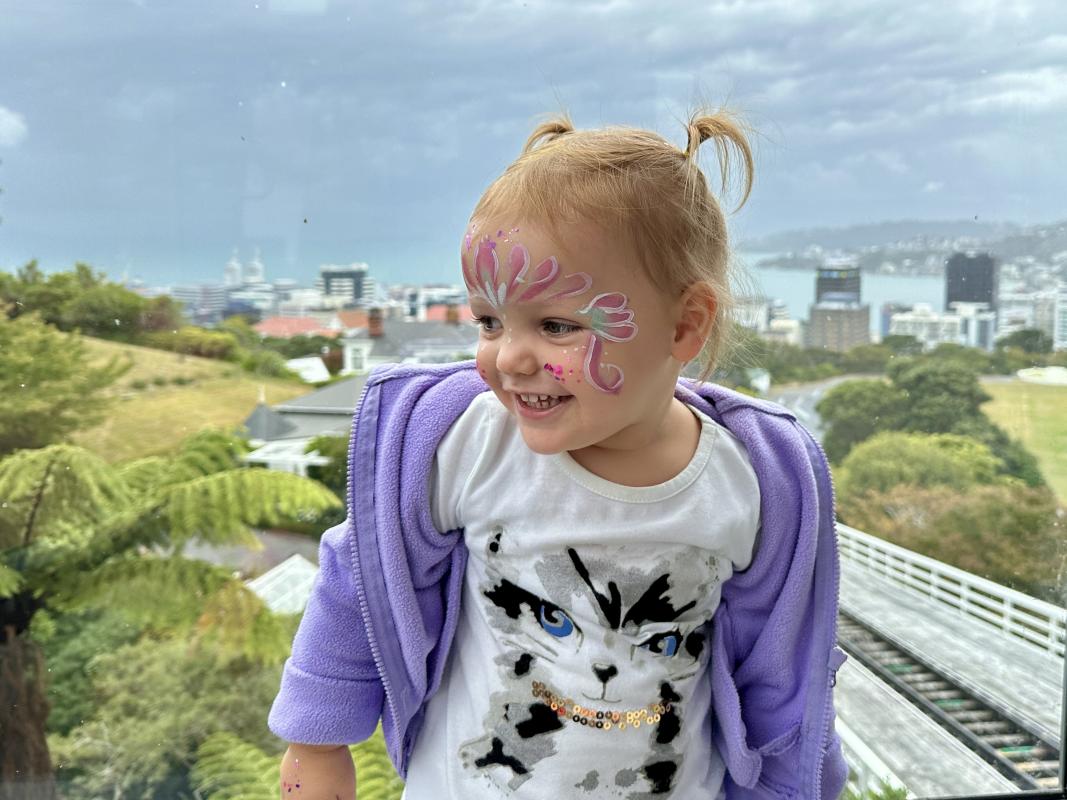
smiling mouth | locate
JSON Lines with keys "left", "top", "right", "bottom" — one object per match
{"left": 517, "top": 393, "right": 571, "bottom": 410}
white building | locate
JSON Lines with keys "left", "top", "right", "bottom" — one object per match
{"left": 1054, "top": 283, "right": 1067, "bottom": 351}
{"left": 889, "top": 302, "right": 997, "bottom": 351}
{"left": 224, "top": 250, "right": 243, "bottom": 287}
{"left": 734, "top": 296, "right": 771, "bottom": 333}
{"left": 997, "top": 290, "right": 1058, "bottom": 340}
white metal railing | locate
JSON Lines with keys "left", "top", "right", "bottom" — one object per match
{"left": 837, "top": 524, "right": 1066, "bottom": 659}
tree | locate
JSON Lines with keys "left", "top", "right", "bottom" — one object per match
{"left": 839, "top": 483, "right": 1064, "bottom": 603}
{"left": 887, "top": 358, "right": 991, "bottom": 434}
{"left": 836, "top": 431, "right": 1002, "bottom": 498}
{"left": 949, "top": 416, "right": 1045, "bottom": 487}
{"left": 880, "top": 334, "right": 923, "bottom": 357}
{"left": 138, "top": 294, "right": 184, "bottom": 333}
{"left": 2, "top": 263, "right": 103, "bottom": 327}
{"left": 59, "top": 283, "right": 147, "bottom": 341}
{"left": 0, "top": 314, "right": 129, "bottom": 456}
{"left": 816, "top": 380, "right": 906, "bottom": 463}
{"left": 47, "top": 631, "right": 291, "bottom": 799}
{"left": 996, "top": 328, "right": 1053, "bottom": 354}
{"left": 0, "top": 432, "right": 341, "bottom": 799}
{"left": 306, "top": 434, "right": 348, "bottom": 498}
{"left": 839, "top": 343, "right": 892, "bottom": 374}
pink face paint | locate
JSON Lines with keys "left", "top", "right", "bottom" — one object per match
{"left": 544, "top": 362, "right": 565, "bottom": 382}
{"left": 574, "top": 292, "right": 639, "bottom": 394}
{"left": 462, "top": 236, "right": 592, "bottom": 311}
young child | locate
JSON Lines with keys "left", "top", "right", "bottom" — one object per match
{"left": 269, "top": 112, "right": 848, "bottom": 800}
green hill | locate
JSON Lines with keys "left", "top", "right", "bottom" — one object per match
{"left": 73, "top": 337, "right": 308, "bottom": 462}
{"left": 982, "top": 379, "right": 1067, "bottom": 502}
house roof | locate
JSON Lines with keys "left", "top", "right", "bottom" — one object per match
{"left": 245, "top": 554, "right": 319, "bottom": 613}
{"left": 254, "top": 316, "right": 339, "bottom": 339}
{"left": 274, "top": 375, "right": 368, "bottom": 414}
{"left": 243, "top": 403, "right": 297, "bottom": 440}
{"left": 424, "top": 303, "right": 472, "bottom": 322}
{"left": 334, "top": 309, "right": 369, "bottom": 330}
{"left": 346, "top": 319, "right": 478, "bottom": 359}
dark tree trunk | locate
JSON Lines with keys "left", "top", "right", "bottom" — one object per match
{"left": 0, "top": 625, "right": 57, "bottom": 800}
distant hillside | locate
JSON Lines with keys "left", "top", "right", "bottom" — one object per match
{"left": 743, "top": 219, "right": 1022, "bottom": 253}
{"left": 76, "top": 337, "right": 308, "bottom": 462}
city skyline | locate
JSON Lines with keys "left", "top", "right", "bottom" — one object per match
{"left": 2, "top": 1, "right": 1067, "bottom": 286}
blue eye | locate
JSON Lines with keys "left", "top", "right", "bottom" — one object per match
{"left": 639, "top": 633, "right": 680, "bottom": 657}
{"left": 538, "top": 605, "right": 575, "bottom": 638}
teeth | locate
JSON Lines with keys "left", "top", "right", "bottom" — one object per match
{"left": 518, "top": 393, "right": 564, "bottom": 410}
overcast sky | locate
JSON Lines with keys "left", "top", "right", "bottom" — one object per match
{"left": 1, "top": 0, "right": 1065, "bottom": 287}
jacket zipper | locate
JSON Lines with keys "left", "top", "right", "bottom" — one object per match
{"left": 344, "top": 375, "right": 405, "bottom": 771}
{"left": 808, "top": 430, "right": 841, "bottom": 800}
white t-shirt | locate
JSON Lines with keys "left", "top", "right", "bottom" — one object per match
{"left": 402, "top": 392, "right": 761, "bottom": 799}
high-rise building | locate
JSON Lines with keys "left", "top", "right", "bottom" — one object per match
{"left": 816, "top": 262, "right": 861, "bottom": 305}
{"left": 318, "top": 262, "right": 370, "bottom": 304}
{"left": 806, "top": 303, "right": 870, "bottom": 352}
{"left": 1054, "top": 283, "right": 1067, "bottom": 351}
{"left": 807, "top": 261, "right": 869, "bottom": 351}
{"left": 945, "top": 252, "right": 998, "bottom": 311}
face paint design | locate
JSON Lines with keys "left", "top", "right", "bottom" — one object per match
{"left": 463, "top": 237, "right": 592, "bottom": 311}
{"left": 544, "top": 363, "right": 565, "bottom": 382}
{"left": 575, "top": 293, "right": 639, "bottom": 394}
{"left": 463, "top": 229, "right": 639, "bottom": 395}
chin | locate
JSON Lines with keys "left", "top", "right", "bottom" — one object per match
{"left": 517, "top": 430, "right": 570, "bottom": 456}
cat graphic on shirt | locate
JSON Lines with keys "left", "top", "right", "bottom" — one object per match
{"left": 458, "top": 528, "right": 720, "bottom": 797}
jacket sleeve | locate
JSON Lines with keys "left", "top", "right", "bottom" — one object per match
{"left": 267, "top": 520, "right": 384, "bottom": 745}
{"left": 711, "top": 414, "right": 849, "bottom": 800}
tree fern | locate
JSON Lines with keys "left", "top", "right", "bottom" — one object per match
{"left": 193, "top": 727, "right": 403, "bottom": 800}
{"left": 191, "top": 731, "right": 278, "bottom": 800}
{"left": 0, "top": 561, "right": 22, "bottom": 595}
{"left": 51, "top": 552, "right": 234, "bottom": 630}
{"left": 160, "top": 469, "right": 341, "bottom": 548}
{"left": 0, "top": 444, "right": 129, "bottom": 549}
{"left": 117, "top": 456, "right": 170, "bottom": 496}
{"left": 350, "top": 729, "right": 404, "bottom": 800}
{"left": 192, "top": 580, "right": 297, "bottom": 665}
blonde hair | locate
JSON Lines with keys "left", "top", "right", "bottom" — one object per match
{"left": 469, "top": 110, "right": 754, "bottom": 382}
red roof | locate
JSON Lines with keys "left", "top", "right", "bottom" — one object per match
{"left": 424, "top": 303, "right": 471, "bottom": 323}
{"left": 254, "top": 316, "right": 339, "bottom": 339}
{"left": 334, "top": 310, "right": 369, "bottom": 329}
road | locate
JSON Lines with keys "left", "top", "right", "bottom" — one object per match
{"left": 768, "top": 375, "right": 870, "bottom": 441}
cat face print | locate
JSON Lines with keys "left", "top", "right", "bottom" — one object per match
{"left": 458, "top": 526, "right": 721, "bottom": 796}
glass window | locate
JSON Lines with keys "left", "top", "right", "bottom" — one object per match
{"left": 1, "top": 3, "right": 1063, "bottom": 799}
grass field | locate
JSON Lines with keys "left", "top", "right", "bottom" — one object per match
{"left": 982, "top": 379, "right": 1067, "bottom": 502}
{"left": 74, "top": 338, "right": 309, "bottom": 463}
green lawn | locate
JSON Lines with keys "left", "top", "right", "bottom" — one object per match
{"left": 74, "top": 338, "right": 309, "bottom": 463}
{"left": 982, "top": 379, "right": 1067, "bottom": 502}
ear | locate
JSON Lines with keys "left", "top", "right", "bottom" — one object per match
{"left": 670, "top": 281, "right": 717, "bottom": 364}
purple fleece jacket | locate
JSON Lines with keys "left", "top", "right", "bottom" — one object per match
{"left": 268, "top": 361, "right": 849, "bottom": 800}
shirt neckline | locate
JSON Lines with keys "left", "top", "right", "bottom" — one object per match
{"left": 551, "top": 406, "right": 719, "bottom": 503}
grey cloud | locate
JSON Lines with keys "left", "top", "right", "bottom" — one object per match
{"left": 0, "top": 0, "right": 1065, "bottom": 283}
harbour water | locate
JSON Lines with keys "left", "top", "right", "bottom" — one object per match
{"left": 740, "top": 257, "right": 945, "bottom": 339}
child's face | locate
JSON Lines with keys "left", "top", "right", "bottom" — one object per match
{"left": 462, "top": 218, "right": 688, "bottom": 457}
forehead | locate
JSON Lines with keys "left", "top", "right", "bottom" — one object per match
{"left": 462, "top": 218, "right": 648, "bottom": 298}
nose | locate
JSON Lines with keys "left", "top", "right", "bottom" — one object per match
{"left": 495, "top": 327, "right": 539, "bottom": 377}
{"left": 592, "top": 663, "right": 618, "bottom": 685}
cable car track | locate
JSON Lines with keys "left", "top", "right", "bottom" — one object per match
{"left": 837, "top": 612, "right": 1061, "bottom": 790}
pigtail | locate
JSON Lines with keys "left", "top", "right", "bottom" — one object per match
{"left": 683, "top": 111, "right": 754, "bottom": 213}
{"left": 522, "top": 115, "right": 575, "bottom": 154}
